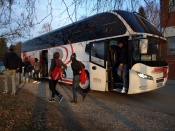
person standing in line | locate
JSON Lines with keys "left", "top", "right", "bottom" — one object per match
{"left": 70, "top": 53, "right": 86, "bottom": 104}
{"left": 48, "top": 52, "right": 67, "bottom": 103}
{"left": 3, "top": 48, "right": 22, "bottom": 95}
{"left": 17, "top": 57, "right": 23, "bottom": 84}
{"left": 32, "top": 58, "right": 41, "bottom": 84}
{"left": 23, "top": 57, "right": 32, "bottom": 83}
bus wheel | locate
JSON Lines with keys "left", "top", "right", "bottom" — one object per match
{"left": 79, "top": 70, "right": 90, "bottom": 93}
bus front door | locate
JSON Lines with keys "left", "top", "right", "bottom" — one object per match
{"left": 89, "top": 41, "right": 107, "bottom": 91}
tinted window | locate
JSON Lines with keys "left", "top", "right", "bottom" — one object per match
{"left": 132, "top": 36, "right": 163, "bottom": 61}
{"left": 115, "top": 10, "right": 163, "bottom": 36}
{"left": 22, "top": 12, "right": 126, "bottom": 52}
{"left": 115, "top": 10, "right": 145, "bottom": 33}
{"left": 134, "top": 14, "right": 162, "bottom": 36}
{"left": 90, "top": 41, "right": 106, "bottom": 67}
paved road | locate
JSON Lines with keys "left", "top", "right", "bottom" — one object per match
{"left": 19, "top": 79, "right": 175, "bottom": 115}
{"left": 92, "top": 84, "right": 175, "bottom": 115}
{"left": 1, "top": 77, "right": 174, "bottom": 130}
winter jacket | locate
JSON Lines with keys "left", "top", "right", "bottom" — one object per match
{"left": 16, "top": 57, "right": 23, "bottom": 73}
{"left": 71, "top": 59, "right": 85, "bottom": 76}
{"left": 33, "top": 61, "right": 40, "bottom": 71}
{"left": 115, "top": 46, "right": 128, "bottom": 66}
{"left": 3, "top": 52, "right": 22, "bottom": 70}
{"left": 23, "top": 60, "right": 32, "bottom": 72}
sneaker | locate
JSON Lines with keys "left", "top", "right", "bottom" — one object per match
{"left": 37, "top": 81, "right": 41, "bottom": 84}
{"left": 48, "top": 98, "right": 55, "bottom": 102}
{"left": 33, "top": 81, "right": 38, "bottom": 83}
{"left": 11, "top": 92, "right": 16, "bottom": 95}
{"left": 121, "top": 87, "right": 126, "bottom": 93}
{"left": 58, "top": 95, "right": 63, "bottom": 103}
{"left": 113, "top": 88, "right": 117, "bottom": 91}
{"left": 2, "top": 91, "right": 7, "bottom": 94}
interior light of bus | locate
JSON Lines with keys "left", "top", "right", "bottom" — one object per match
{"left": 137, "top": 72, "right": 153, "bottom": 80}
{"left": 163, "top": 67, "right": 167, "bottom": 78}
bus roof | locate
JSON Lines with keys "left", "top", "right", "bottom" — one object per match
{"left": 22, "top": 10, "right": 163, "bottom": 52}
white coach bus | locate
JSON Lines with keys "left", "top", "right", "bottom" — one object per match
{"left": 21, "top": 10, "right": 168, "bottom": 94}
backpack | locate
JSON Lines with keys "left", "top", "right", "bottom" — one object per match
{"left": 24, "top": 61, "right": 32, "bottom": 72}
{"left": 51, "top": 59, "right": 62, "bottom": 80}
{"left": 79, "top": 62, "right": 87, "bottom": 84}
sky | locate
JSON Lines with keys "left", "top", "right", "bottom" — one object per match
{"left": 7, "top": 0, "right": 87, "bottom": 46}
{"left": 6, "top": 0, "right": 159, "bottom": 47}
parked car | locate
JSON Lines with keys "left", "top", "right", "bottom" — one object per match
{"left": 0, "top": 61, "right": 5, "bottom": 75}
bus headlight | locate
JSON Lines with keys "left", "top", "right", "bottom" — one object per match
{"left": 137, "top": 72, "right": 153, "bottom": 80}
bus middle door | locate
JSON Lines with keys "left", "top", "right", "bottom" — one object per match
{"left": 89, "top": 40, "right": 107, "bottom": 91}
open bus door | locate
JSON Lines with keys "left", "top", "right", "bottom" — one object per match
{"left": 89, "top": 40, "right": 107, "bottom": 91}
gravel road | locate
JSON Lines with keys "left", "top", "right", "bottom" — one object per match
{"left": 0, "top": 76, "right": 175, "bottom": 131}
{"left": 19, "top": 79, "right": 175, "bottom": 131}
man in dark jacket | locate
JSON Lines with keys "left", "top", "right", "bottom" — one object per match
{"left": 70, "top": 53, "right": 86, "bottom": 103}
{"left": 3, "top": 48, "right": 22, "bottom": 95}
{"left": 114, "top": 40, "right": 128, "bottom": 93}
{"left": 16, "top": 57, "right": 23, "bottom": 84}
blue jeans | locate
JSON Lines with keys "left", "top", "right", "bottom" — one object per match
{"left": 5, "top": 70, "right": 16, "bottom": 93}
{"left": 72, "top": 75, "right": 84, "bottom": 97}
{"left": 116, "top": 64, "right": 128, "bottom": 88}
{"left": 23, "top": 72, "right": 29, "bottom": 78}
{"left": 122, "top": 64, "right": 128, "bottom": 88}
{"left": 33, "top": 70, "right": 40, "bottom": 81}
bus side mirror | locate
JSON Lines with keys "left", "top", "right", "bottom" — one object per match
{"left": 139, "top": 39, "right": 148, "bottom": 54}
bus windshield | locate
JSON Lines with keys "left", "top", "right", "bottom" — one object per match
{"left": 133, "top": 36, "right": 163, "bottom": 61}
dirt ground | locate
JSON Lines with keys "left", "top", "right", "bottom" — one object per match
{"left": 0, "top": 75, "right": 175, "bottom": 131}
{"left": 0, "top": 76, "right": 113, "bottom": 131}
{"left": 0, "top": 81, "right": 65, "bottom": 131}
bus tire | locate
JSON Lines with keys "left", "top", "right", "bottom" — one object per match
{"left": 80, "top": 70, "right": 90, "bottom": 93}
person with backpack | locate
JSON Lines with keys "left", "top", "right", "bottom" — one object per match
{"left": 23, "top": 57, "right": 32, "bottom": 83}
{"left": 70, "top": 53, "right": 86, "bottom": 104}
{"left": 48, "top": 52, "right": 67, "bottom": 103}
{"left": 3, "top": 48, "right": 22, "bottom": 95}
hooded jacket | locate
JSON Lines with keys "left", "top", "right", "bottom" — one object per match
{"left": 3, "top": 52, "right": 21, "bottom": 70}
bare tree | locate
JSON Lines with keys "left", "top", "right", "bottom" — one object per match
{"left": 79, "top": 15, "right": 87, "bottom": 20}
{"left": 144, "top": 0, "right": 160, "bottom": 30}
{"left": 0, "top": 0, "right": 37, "bottom": 43}
{"left": 138, "top": 6, "right": 147, "bottom": 18}
{"left": 0, "top": 0, "right": 171, "bottom": 46}
{"left": 0, "top": 38, "right": 7, "bottom": 61}
{"left": 38, "top": 22, "right": 53, "bottom": 34}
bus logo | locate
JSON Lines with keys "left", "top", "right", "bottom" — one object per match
{"left": 152, "top": 67, "right": 163, "bottom": 73}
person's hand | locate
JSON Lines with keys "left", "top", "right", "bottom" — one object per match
{"left": 48, "top": 77, "right": 52, "bottom": 80}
